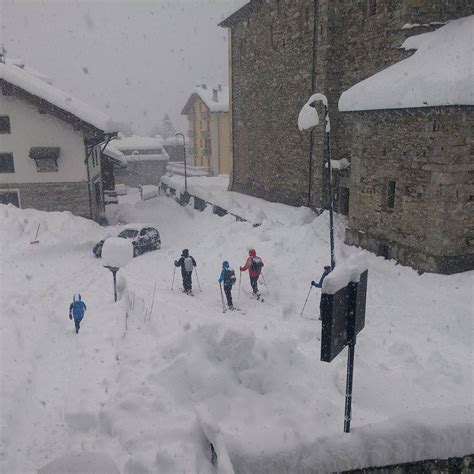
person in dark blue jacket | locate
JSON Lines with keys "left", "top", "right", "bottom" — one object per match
{"left": 311, "top": 266, "right": 332, "bottom": 289}
{"left": 218, "top": 261, "right": 236, "bottom": 310}
{"left": 311, "top": 266, "right": 332, "bottom": 321}
{"left": 69, "top": 294, "right": 87, "bottom": 334}
{"left": 174, "top": 249, "right": 197, "bottom": 295}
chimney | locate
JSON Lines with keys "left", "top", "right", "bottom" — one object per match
{"left": 213, "top": 88, "right": 218, "bottom": 102}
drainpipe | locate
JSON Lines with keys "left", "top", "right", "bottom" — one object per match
{"left": 307, "top": 0, "right": 319, "bottom": 208}
{"left": 84, "top": 140, "right": 94, "bottom": 220}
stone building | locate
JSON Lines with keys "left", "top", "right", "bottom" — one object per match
{"left": 220, "top": 0, "right": 473, "bottom": 273}
{"left": 181, "top": 84, "right": 231, "bottom": 176}
{"left": 0, "top": 58, "right": 117, "bottom": 222}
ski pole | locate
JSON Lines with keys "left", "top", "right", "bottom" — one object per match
{"left": 171, "top": 266, "right": 176, "bottom": 290}
{"left": 299, "top": 286, "right": 313, "bottom": 318}
{"left": 195, "top": 268, "right": 202, "bottom": 292}
{"left": 238, "top": 270, "right": 242, "bottom": 300}
{"left": 260, "top": 272, "right": 270, "bottom": 294}
{"left": 219, "top": 283, "right": 226, "bottom": 313}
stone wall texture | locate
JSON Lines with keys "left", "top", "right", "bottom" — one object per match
{"left": 226, "top": 0, "right": 474, "bottom": 273}
{"left": 0, "top": 181, "right": 93, "bottom": 220}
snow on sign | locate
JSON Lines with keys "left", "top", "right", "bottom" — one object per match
{"left": 102, "top": 237, "right": 133, "bottom": 269}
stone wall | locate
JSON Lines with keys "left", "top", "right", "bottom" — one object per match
{"left": 343, "top": 106, "right": 474, "bottom": 274}
{"left": 225, "top": 0, "right": 474, "bottom": 273}
{"left": 0, "top": 181, "right": 93, "bottom": 220}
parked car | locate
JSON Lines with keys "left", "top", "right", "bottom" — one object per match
{"left": 93, "top": 224, "right": 161, "bottom": 258}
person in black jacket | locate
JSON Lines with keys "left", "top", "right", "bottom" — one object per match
{"left": 174, "top": 249, "right": 196, "bottom": 295}
{"left": 311, "top": 266, "right": 332, "bottom": 320}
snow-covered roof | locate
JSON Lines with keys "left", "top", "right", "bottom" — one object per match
{"left": 339, "top": 16, "right": 474, "bottom": 112}
{"left": 112, "top": 135, "right": 169, "bottom": 162}
{"left": 0, "top": 60, "right": 116, "bottom": 132}
{"left": 102, "top": 143, "right": 127, "bottom": 167}
{"left": 181, "top": 84, "right": 229, "bottom": 114}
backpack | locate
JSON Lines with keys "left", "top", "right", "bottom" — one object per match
{"left": 184, "top": 256, "right": 194, "bottom": 272}
{"left": 224, "top": 268, "right": 237, "bottom": 286}
{"left": 250, "top": 257, "right": 263, "bottom": 273}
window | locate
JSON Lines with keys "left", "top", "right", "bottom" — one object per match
{"left": 386, "top": 180, "right": 396, "bottom": 209}
{"left": 29, "top": 147, "right": 60, "bottom": 172}
{"left": 339, "top": 187, "right": 350, "bottom": 216}
{"left": 0, "top": 190, "right": 19, "bottom": 207}
{"left": 0, "top": 153, "right": 15, "bottom": 173}
{"left": 0, "top": 116, "right": 11, "bottom": 134}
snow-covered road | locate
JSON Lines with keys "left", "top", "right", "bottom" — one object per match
{"left": 1, "top": 193, "right": 472, "bottom": 473}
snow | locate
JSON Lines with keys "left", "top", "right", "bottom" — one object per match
{"left": 112, "top": 135, "right": 170, "bottom": 162}
{"left": 38, "top": 452, "right": 120, "bottom": 474}
{"left": 322, "top": 254, "right": 368, "bottom": 295}
{"left": 1, "top": 186, "right": 472, "bottom": 473}
{"left": 139, "top": 184, "right": 159, "bottom": 201}
{"left": 339, "top": 16, "right": 474, "bottom": 111}
{"left": 102, "top": 143, "right": 127, "bottom": 167}
{"left": 101, "top": 237, "right": 133, "bottom": 268}
{"left": 298, "top": 93, "right": 331, "bottom": 132}
{"left": 0, "top": 61, "right": 116, "bottom": 132}
{"left": 194, "top": 84, "right": 229, "bottom": 113}
{"left": 327, "top": 158, "right": 351, "bottom": 171}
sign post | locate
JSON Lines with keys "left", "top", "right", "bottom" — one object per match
{"left": 320, "top": 269, "right": 368, "bottom": 433}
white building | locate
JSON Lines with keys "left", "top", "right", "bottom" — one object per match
{"left": 0, "top": 59, "right": 117, "bottom": 222}
{"left": 112, "top": 135, "right": 169, "bottom": 187}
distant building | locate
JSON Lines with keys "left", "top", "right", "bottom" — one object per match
{"left": 0, "top": 58, "right": 117, "bottom": 222}
{"left": 220, "top": 1, "right": 473, "bottom": 274}
{"left": 112, "top": 135, "right": 169, "bottom": 187}
{"left": 162, "top": 135, "right": 188, "bottom": 162}
{"left": 181, "top": 84, "right": 231, "bottom": 176}
{"left": 101, "top": 143, "right": 127, "bottom": 205}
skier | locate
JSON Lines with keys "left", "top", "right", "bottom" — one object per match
{"left": 218, "top": 261, "right": 237, "bottom": 310}
{"left": 311, "top": 265, "right": 332, "bottom": 289}
{"left": 240, "top": 249, "right": 264, "bottom": 298}
{"left": 311, "top": 265, "right": 332, "bottom": 320}
{"left": 174, "top": 249, "right": 197, "bottom": 295}
{"left": 69, "top": 294, "right": 87, "bottom": 334}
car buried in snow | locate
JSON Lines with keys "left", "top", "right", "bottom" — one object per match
{"left": 93, "top": 224, "right": 161, "bottom": 258}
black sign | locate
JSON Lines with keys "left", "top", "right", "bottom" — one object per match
{"left": 320, "top": 270, "right": 368, "bottom": 362}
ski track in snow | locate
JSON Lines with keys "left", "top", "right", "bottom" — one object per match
{"left": 1, "top": 194, "right": 472, "bottom": 473}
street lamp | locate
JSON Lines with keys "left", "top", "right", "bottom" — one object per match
{"left": 298, "top": 93, "right": 336, "bottom": 270}
{"left": 175, "top": 132, "right": 187, "bottom": 194}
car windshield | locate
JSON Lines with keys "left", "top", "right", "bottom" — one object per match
{"left": 118, "top": 229, "right": 139, "bottom": 239}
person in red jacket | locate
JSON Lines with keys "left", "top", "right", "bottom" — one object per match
{"left": 240, "top": 249, "right": 264, "bottom": 296}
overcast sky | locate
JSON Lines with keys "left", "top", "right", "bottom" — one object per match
{"left": 1, "top": 0, "right": 246, "bottom": 134}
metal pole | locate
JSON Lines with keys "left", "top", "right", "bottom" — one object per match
{"left": 324, "top": 105, "right": 336, "bottom": 270}
{"left": 299, "top": 286, "right": 313, "bottom": 318}
{"left": 112, "top": 270, "right": 117, "bottom": 302}
{"left": 344, "top": 341, "right": 356, "bottom": 433}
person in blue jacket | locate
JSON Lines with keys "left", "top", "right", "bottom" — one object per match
{"left": 311, "top": 266, "right": 332, "bottom": 320}
{"left": 218, "top": 261, "right": 236, "bottom": 310}
{"left": 69, "top": 294, "right": 87, "bottom": 334}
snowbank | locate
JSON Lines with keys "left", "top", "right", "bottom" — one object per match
{"left": 0, "top": 61, "right": 115, "bottom": 132}
{"left": 339, "top": 16, "right": 474, "bottom": 111}
{"left": 38, "top": 452, "right": 119, "bottom": 474}
{"left": 0, "top": 204, "right": 104, "bottom": 251}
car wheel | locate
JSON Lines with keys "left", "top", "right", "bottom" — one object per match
{"left": 133, "top": 246, "right": 140, "bottom": 257}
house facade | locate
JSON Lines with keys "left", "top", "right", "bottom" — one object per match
{"left": 220, "top": 0, "right": 474, "bottom": 274}
{"left": 0, "top": 59, "right": 117, "bottom": 222}
{"left": 181, "top": 84, "right": 231, "bottom": 176}
{"left": 112, "top": 135, "right": 169, "bottom": 188}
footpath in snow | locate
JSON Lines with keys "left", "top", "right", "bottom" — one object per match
{"left": 0, "top": 186, "right": 472, "bottom": 473}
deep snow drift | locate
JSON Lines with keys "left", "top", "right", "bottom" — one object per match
{"left": 0, "top": 193, "right": 472, "bottom": 473}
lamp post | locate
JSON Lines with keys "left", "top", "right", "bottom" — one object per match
{"left": 175, "top": 132, "right": 187, "bottom": 194}
{"left": 298, "top": 93, "right": 336, "bottom": 270}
